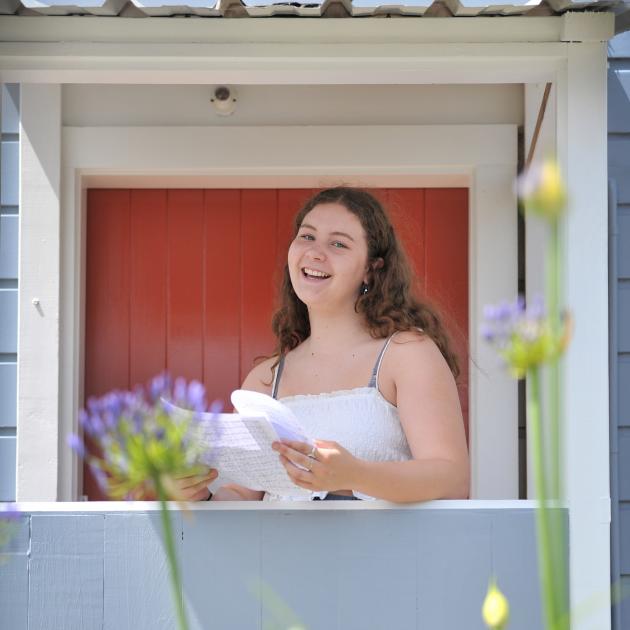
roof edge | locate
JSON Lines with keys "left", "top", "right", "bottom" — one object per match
{"left": 0, "top": 13, "right": 616, "bottom": 45}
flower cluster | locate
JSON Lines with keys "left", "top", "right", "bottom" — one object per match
{"left": 69, "top": 373, "right": 218, "bottom": 501}
{"left": 481, "top": 294, "right": 571, "bottom": 379}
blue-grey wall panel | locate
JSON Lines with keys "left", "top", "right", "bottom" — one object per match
{"left": 0, "top": 362, "right": 17, "bottom": 428}
{"left": 335, "top": 511, "right": 416, "bottom": 630}
{"left": 104, "top": 512, "right": 180, "bottom": 630}
{"left": 619, "top": 209, "right": 630, "bottom": 277}
{"left": 609, "top": 33, "right": 630, "bottom": 59}
{"left": 261, "top": 510, "right": 419, "bottom": 630}
{"left": 620, "top": 504, "right": 630, "bottom": 574}
{"left": 620, "top": 429, "right": 630, "bottom": 501}
{"left": 0, "top": 517, "right": 29, "bottom": 630}
{"left": 619, "top": 284, "right": 630, "bottom": 352}
{"left": 491, "top": 509, "right": 545, "bottom": 628}
{"left": 0, "top": 214, "right": 18, "bottom": 278}
{"left": 1, "top": 507, "right": 554, "bottom": 630}
{"left": 415, "top": 510, "right": 492, "bottom": 629}
{"left": 29, "top": 515, "right": 104, "bottom": 630}
{"left": 0, "top": 288, "right": 17, "bottom": 353}
{"left": 0, "top": 435, "right": 16, "bottom": 500}
{"left": 1, "top": 514, "right": 29, "bottom": 553}
{"left": 1, "top": 84, "right": 20, "bottom": 135}
{"left": 620, "top": 357, "right": 630, "bottom": 428}
{"left": 0, "top": 140, "right": 18, "bottom": 207}
{"left": 621, "top": 576, "right": 630, "bottom": 630}
{"left": 0, "top": 554, "right": 28, "bottom": 630}
{"left": 183, "top": 510, "right": 261, "bottom": 630}
{"left": 608, "top": 68, "right": 630, "bottom": 133}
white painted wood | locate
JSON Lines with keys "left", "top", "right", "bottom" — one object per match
{"left": 468, "top": 164, "right": 519, "bottom": 499}
{"left": 0, "top": 14, "right": 611, "bottom": 87}
{"left": 57, "top": 124, "right": 517, "bottom": 501}
{"left": 6, "top": 499, "right": 542, "bottom": 512}
{"left": 0, "top": 15, "right": 577, "bottom": 45}
{"left": 62, "top": 84, "right": 523, "bottom": 128}
{"left": 560, "top": 12, "right": 614, "bottom": 43}
{"left": 16, "top": 84, "right": 61, "bottom": 502}
{"left": 0, "top": 41, "right": 566, "bottom": 85}
{"left": 523, "top": 82, "right": 557, "bottom": 500}
{"left": 557, "top": 41, "right": 612, "bottom": 630}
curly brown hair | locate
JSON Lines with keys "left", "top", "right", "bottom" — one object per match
{"left": 269, "top": 187, "right": 461, "bottom": 379}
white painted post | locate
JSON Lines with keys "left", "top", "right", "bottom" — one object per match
{"left": 557, "top": 42, "right": 611, "bottom": 630}
{"left": 16, "top": 84, "right": 62, "bottom": 501}
{"left": 469, "top": 164, "right": 519, "bottom": 499}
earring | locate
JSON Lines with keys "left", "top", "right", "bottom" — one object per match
{"left": 360, "top": 283, "right": 369, "bottom": 295}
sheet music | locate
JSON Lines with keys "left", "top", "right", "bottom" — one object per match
{"left": 164, "top": 390, "right": 314, "bottom": 496}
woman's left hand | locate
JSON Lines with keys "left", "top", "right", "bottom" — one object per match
{"left": 272, "top": 439, "right": 361, "bottom": 492}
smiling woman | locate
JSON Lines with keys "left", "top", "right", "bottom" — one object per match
{"left": 209, "top": 187, "right": 470, "bottom": 504}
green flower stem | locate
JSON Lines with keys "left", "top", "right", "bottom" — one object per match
{"left": 155, "top": 478, "right": 189, "bottom": 630}
{"left": 528, "top": 365, "right": 558, "bottom": 629}
{"left": 546, "top": 218, "right": 561, "bottom": 501}
{"left": 546, "top": 216, "right": 569, "bottom": 629}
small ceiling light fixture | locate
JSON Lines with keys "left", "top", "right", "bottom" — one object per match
{"left": 210, "top": 86, "right": 237, "bottom": 116}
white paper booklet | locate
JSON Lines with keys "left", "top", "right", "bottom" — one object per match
{"left": 165, "top": 390, "right": 314, "bottom": 497}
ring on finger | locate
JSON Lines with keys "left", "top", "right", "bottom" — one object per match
{"left": 308, "top": 445, "right": 318, "bottom": 460}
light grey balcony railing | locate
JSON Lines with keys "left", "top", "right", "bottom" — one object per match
{"left": 1, "top": 500, "right": 563, "bottom": 630}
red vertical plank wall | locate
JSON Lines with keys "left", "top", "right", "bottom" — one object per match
{"left": 204, "top": 190, "right": 241, "bottom": 409}
{"left": 129, "top": 190, "right": 167, "bottom": 387}
{"left": 84, "top": 188, "right": 468, "bottom": 498}
{"left": 425, "top": 189, "right": 469, "bottom": 442}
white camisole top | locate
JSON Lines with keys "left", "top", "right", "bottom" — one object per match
{"left": 264, "top": 332, "right": 414, "bottom": 501}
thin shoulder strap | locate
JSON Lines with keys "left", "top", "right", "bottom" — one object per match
{"left": 271, "top": 355, "right": 286, "bottom": 399}
{"left": 368, "top": 333, "right": 397, "bottom": 388}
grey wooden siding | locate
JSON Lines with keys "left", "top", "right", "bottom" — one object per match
{"left": 0, "top": 505, "right": 555, "bottom": 630}
{"left": 609, "top": 32, "right": 630, "bottom": 630}
{"left": 0, "top": 83, "right": 18, "bottom": 501}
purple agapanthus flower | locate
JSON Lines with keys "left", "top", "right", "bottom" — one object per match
{"left": 69, "top": 371, "right": 224, "bottom": 501}
{"left": 481, "top": 293, "right": 565, "bottom": 378}
{"left": 149, "top": 372, "right": 172, "bottom": 404}
{"left": 482, "top": 294, "right": 546, "bottom": 346}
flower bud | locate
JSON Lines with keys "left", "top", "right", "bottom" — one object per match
{"left": 482, "top": 579, "right": 510, "bottom": 629}
{"left": 517, "top": 158, "right": 567, "bottom": 221}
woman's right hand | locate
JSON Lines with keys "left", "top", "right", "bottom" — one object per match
{"left": 168, "top": 467, "right": 218, "bottom": 501}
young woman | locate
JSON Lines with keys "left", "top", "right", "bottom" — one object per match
{"left": 205, "top": 187, "right": 470, "bottom": 503}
